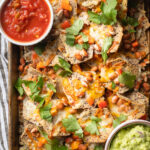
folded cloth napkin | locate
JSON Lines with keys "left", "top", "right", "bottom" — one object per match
{"left": 0, "top": 34, "right": 8, "bottom": 150}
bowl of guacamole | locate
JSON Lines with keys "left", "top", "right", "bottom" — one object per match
{"left": 105, "top": 120, "right": 150, "bottom": 150}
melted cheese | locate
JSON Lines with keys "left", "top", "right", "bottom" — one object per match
{"left": 90, "top": 24, "right": 114, "bottom": 47}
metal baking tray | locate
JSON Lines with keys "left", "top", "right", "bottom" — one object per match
{"left": 8, "top": 1, "right": 150, "bottom": 150}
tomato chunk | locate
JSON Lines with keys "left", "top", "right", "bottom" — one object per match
{"left": 61, "top": 20, "right": 71, "bottom": 29}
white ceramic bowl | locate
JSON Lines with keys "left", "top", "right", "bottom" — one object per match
{"left": 0, "top": 0, "right": 53, "bottom": 46}
{"left": 105, "top": 119, "right": 150, "bottom": 150}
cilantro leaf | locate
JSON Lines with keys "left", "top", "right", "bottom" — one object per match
{"left": 91, "top": 116, "right": 102, "bottom": 122}
{"left": 62, "top": 115, "right": 83, "bottom": 138}
{"left": 85, "top": 116, "right": 101, "bottom": 135}
{"left": 45, "top": 139, "right": 68, "bottom": 150}
{"left": 111, "top": 81, "right": 116, "bottom": 89}
{"left": 94, "top": 145, "right": 103, "bottom": 150}
{"left": 34, "top": 96, "right": 45, "bottom": 108}
{"left": 59, "top": 70, "right": 72, "bottom": 77}
{"left": 100, "top": 0, "right": 117, "bottom": 25}
{"left": 54, "top": 57, "right": 72, "bottom": 77}
{"left": 53, "top": 64, "right": 62, "bottom": 72}
{"left": 66, "top": 33, "right": 75, "bottom": 46}
{"left": 113, "top": 114, "right": 127, "bottom": 128}
{"left": 88, "top": 0, "right": 117, "bottom": 25}
{"left": 118, "top": 72, "right": 136, "bottom": 89}
{"left": 66, "top": 20, "right": 84, "bottom": 35}
{"left": 128, "top": 29, "right": 136, "bottom": 33}
{"left": 39, "top": 129, "right": 68, "bottom": 150}
{"left": 85, "top": 121, "right": 100, "bottom": 135}
{"left": 88, "top": 11, "right": 101, "bottom": 24}
{"left": 39, "top": 103, "right": 52, "bottom": 122}
{"left": 102, "top": 37, "right": 113, "bottom": 62}
{"left": 75, "top": 44, "right": 83, "bottom": 50}
{"left": 59, "top": 57, "right": 72, "bottom": 72}
{"left": 83, "top": 43, "right": 90, "bottom": 50}
{"left": 38, "top": 129, "right": 51, "bottom": 142}
{"left": 34, "top": 43, "right": 46, "bottom": 55}
{"left": 75, "top": 43, "right": 90, "bottom": 50}
{"left": 122, "top": 17, "right": 139, "bottom": 27}
{"left": 80, "top": 32, "right": 88, "bottom": 42}
{"left": 15, "top": 78, "right": 24, "bottom": 96}
{"left": 47, "top": 83, "right": 56, "bottom": 93}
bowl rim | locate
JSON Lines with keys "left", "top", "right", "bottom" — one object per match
{"left": 0, "top": 0, "right": 54, "bottom": 46}
{"left": 105, "top": 119, "right": 150, "bottom": 150}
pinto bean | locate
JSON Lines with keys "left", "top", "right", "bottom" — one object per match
{"left": 57, "top": 102, "right": 64, "bottom": 110}
{"left": 63, "top": 9, "right": 70, "bottom": 18}
{"left": 143, "top": 83, "right": 150, "bottom": 92}
{"left": 112, "top": 95, "right": 119, "bottom": 104}
{"left": 76, "top": 91, "right": 85, "bottom": 98}
{"left": 17, "top": 96, "right": 25, "bottom": 101}
{"left": 18, "top": 65, "right": 24, "bottom": 72}
{"left": 118, "top": 104, "right": 125, "bottom": 112}
{"left": 65, "top": 138, "right": 73, "bottom": 144}
{"left": 78, "top": 144, "right": 87, "bottom": 150}
{"left": 117, "top": 99, "right": 124, "bottom": 106}
{"left": 82, "top": 50, "right": 88, "bottom": 58}
{"left": 75, "top": 53, "right": 83, "bottom": 61}
{"left": 69, "top": 109, "right": 77, "bottom": 114}
{"left": 109, "top": 72, "right": 118, "bottom": 80}
{"left": 91, "top": 66, "right": 98, "bottom": 72}
{"left": 20, "top": 57, "right": 25, "bottom": 65}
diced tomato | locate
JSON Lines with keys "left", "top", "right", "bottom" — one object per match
{"left": 117, "top": 69, "right": 122, "bottom": 75}
{"left": 132, "top": 41, "right": 139, "bottom": 47}
{"left": 61, "top": 20, "right": 71, "bottom": 29}
{"left": 140, "top": 114, "right": 147, "bottom": 120}
{"left": 32, "top": 51, "right": 38, "bottom": 60}
{"left": 98, "top": 101, "right": 107, "bottom": 109}
{"left": 61, "top": 0, "right": 72, "bottom": 11}
{"left": 87, "top": 97, "right": 94, "bottom": 106}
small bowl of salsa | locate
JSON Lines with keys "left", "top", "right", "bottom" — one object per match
{"left": 105, "top": 120, "right": 150, "bottom": 150}
{"left": 0, "top": 0, "right": 53, "bottom": 46}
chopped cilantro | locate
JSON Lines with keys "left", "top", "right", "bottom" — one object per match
{"left": 88, "top": 11, "right": 101, "bottom": 24}
{"left": 113, "top": 114, "right": 127, "bottom": 128}
{"left": 101, "top": 37, "right": 113, "bottom": 62}
{"left": 83, "top": 43, "right": 90, "bottom": 50}
{"left": 100, "top": 0, "right": 117, "bottom": 25}
{"left": 15, "top": 78, "right": 24, "bottom": 96}
{"left": 59, "top": 57, "right": 72, "bottom": 73}
{"left": 47, "top": 83, "right": 56, "bottom": 93}
{"left": 34, "top": 96, "right": 45, "bottom": 108}
{"left": 53, "top": 64, "right": 62, "bottom": 72}
{"left": 118, "top": 72, "right": 136, "bottom": 89}
{"left": 122, "top": 17, "right": 139, "bottom": 27}
{"left": 62, "top": 115, "right": 83, "bottom": 138}
{"left": 88, "top": 0, "right": 117, "bottom": 25}
{"left": 75, "top": 44, "right": 83, "bottom": 50}
{"left": 66, "top": 20, "right": 84, "bottom": 35}
{"left": 66, "top": 33, "right": 75, "bottom": 46}
{"left": 85, "top": 116, "right": 101, "bottom": 135}
{"left": 111, "top": 81, "right": 116, "bottom": 89}
{"left": 54, "top": 57, "right": 72, "bottom": 77}
{"left": 80, "top": 32, "right": 89, "bottom": 42}
{"left": 34, "top": 42, "right": 46, "bottom": 55}
{"left": 39, "top": 129, "right": 68, "bottom": 150}
{"left": 75, "top": 43, "right": 90, "bottom": 50}
{"left": 94, "top": 145, "right": 103, "bottom": 150}
{"left": 128, "top": 29, "right": 136, "bottom": 33}
{"left": 39, "top": 103, "right": 52, "bottom": 122}
{"left": 59, "top": 70, "right": 72, "bottom": 77}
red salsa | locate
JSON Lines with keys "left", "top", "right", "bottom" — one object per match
{"left": 1, "top": 0, "right": 51, "bottom": 42}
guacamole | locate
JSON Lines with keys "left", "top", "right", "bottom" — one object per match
{"left": 110, "top": 125, "right": 150, "bottom": 150}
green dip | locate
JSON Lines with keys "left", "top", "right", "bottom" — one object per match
{"left": 110, "top": 125, "right": 150, "bottom": 150}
